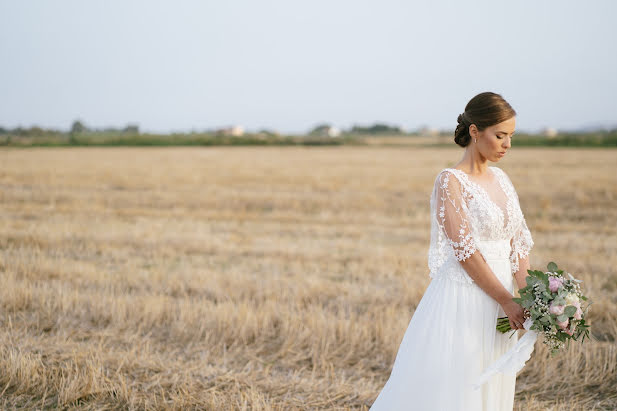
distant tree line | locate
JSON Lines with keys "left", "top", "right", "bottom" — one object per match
{"left": 0, "top": 120, "right": 140, "bottom": 137}
{"left": 308, "top": 122, "right": 405, "bottom": 136}
{"left": 349, "top": 123, "right": 404, "bottom": 134}
{"left": 1, "top": 120, "right": 616, "bottom": 147}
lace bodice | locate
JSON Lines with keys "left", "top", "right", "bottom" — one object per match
{"left": 428, "top": 166, "right": 534, "bottom": 285}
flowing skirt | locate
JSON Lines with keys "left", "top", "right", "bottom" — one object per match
{"left": 370, "top": 240, "right": 519, "bottom": 411}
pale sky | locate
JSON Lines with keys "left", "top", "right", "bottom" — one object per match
{"left": 1, "top": 0, "right": 616, "bottom": 134}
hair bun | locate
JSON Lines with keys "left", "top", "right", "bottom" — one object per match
{"left": 454, "top": 112, "right": 471, "bottom": 147}
{"left": 457, "top": 112, "right": 466, "bottom": 125}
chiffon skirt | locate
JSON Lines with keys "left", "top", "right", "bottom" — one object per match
{"left": 370, "top": 240, "right": 519, "bottom": 411}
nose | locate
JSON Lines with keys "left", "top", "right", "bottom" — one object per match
{"left": 503, "top": 137, "right": 512, "bottom": 149}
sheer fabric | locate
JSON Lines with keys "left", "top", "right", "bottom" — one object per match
{"left": 428, "top": 166, "right": 534, "bottom": 284}
{"left": 370, "top": 166, "right": 534, "bottom": 411}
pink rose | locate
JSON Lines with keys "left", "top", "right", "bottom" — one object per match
{"left": 574, "top": 306, "right": 583, "bottom": 320}
{"left": 549, "top": 302, "right": 565, "bottom": 316}
{"left": 557, "top": 318, "right": 569, "bottom": 330}
{"left": 548, "top": 276, "right": 564, "bottom": 293}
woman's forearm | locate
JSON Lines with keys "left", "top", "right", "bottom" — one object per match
{"left": 513, "top": 254, "right": 531, "bottom": 290}
{"left": 459, "top": 252, "right": 514, "bottom": 306}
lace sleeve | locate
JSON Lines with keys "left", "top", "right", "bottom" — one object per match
{"left": 510, "top": 215, "right": 534, "bottom": 275}
{"left": 500, "top": 170, "right": 534, "bottom": 275}
{"left": 435, "top": 170, "right": 478, "bottom": 262}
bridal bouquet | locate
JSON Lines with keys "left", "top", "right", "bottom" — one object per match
{"left": 472, "top": 262, "right": 592, "bottom": 389}
{"left": 496, "top": 261, "right": 592, "bottom": 355}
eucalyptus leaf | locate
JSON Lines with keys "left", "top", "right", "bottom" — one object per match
{"left": 547, "top": 262, "right": 558, "bottom": 271}
{"left": 557, "top": 314, "right": 568, "bottom": 322}
{"left": 564, "top": 305, "right": 577, "bottom": 317}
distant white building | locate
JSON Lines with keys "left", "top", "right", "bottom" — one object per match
{"left": 325, "top": 126, "right": 341, "bottom": 138}
{"left": 309, "top": 124, "right": 341, "bottom": 138}
{"left": 219, "top": 125, "right": 245, "bottom": 137}
{"left": 540, "top": 127, "right": 558, "bottom": 138}
{"left": 418, "top": 126, "right": 440, "bottom": 137}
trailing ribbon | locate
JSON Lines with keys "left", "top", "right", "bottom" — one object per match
{"left": 471, "top": 317, "right": 537, "bottom": 390}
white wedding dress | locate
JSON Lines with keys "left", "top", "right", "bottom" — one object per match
{"left": 370, "top": 166, "right": 534, "bottom": 411}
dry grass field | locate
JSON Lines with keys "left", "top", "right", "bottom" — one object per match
{"left": 0, "top": 146, "right": 616, "bottom": 410}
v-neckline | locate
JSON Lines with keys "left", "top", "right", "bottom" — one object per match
{"left": 445, "top": 166, "right": 511, "bottom": 231}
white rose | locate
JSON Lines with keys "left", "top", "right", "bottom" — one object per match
{"left": 564, "top": 293, "right": 580, "bottom": 306}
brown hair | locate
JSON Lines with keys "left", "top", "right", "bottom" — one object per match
{"left": 454, "top": 92, "right": 516, "bottom": 147}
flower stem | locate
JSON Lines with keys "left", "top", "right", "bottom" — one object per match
{"left": 496, "top": 316, "right": 512, "bottom": 333}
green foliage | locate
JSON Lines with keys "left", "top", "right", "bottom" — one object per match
{"left": 2, "top": 124, "right": 616, "bottom": 147}
{"left": 564, "top": 305, "right": 577, "bottom": 317}
{"left": 70, "top": 120, "right": 88, "bottom": 134}
{"left": 0, "top": 130, "right": 357, "bottom": 147}
{"left": 350, "top": 123, "right": 404, "bottom": 135}
{"left": 308, "top": 123, "right": 334, "bottom": 136}
{"left": 497, "top": 261, "right": 592, "bottom": 354}
{"left": 505, "top": 130, "right": 617, "bottom": 147}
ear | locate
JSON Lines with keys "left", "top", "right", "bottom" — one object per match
{"left": 469, "top": 124, "right": 478, "bottom": 139}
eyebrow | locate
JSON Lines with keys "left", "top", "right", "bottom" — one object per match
{"left": 497, "top": 131, "right": 515, "bottom": 135}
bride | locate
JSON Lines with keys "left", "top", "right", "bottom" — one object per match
{"left": 370, "top": 92, "right": 534, "bottom": 411}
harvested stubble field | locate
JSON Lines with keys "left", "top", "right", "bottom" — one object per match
{"left": 0, "top": 146, "right": 616, "bottom": 410}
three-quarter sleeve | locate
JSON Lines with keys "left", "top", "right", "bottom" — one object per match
{"left": 510, "top": 216, "right": 534, "bottom": 275}
{"left": 435, "top": 171, "right": 478, "bottom": 262}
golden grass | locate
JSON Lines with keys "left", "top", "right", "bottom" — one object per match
{"left": 0, "top": 146, "right": 616, "bottom": 410}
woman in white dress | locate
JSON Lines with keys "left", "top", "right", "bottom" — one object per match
{"left": 370, "top": 92, "right": 534, "bottom": 411}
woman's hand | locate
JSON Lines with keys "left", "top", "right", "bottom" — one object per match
{"left": 501, "top": 299, "right": 527, "bottom": 330}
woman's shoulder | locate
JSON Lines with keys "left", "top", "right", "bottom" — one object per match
{"left": 490, "top": 166, "right": 521, "bottom": 198}
{"left": 489, "top": 166, "right": 513, "bottom": 183}
{"left": 489, "top": 165, "right": 505, "bottom": 174}
{"left": 436, "top": 166, "right": 474, "bottom": 181}
{"left": 436, "top": 167, "right": 460, "bottom": 177}
{"left": 434, "top": 167, "right": 465, "bottom": 189}
{"left": 434, "top": 167, "right": 454, "bottom": 181}
{"left": 438, "top": 165, "right": 506, "bottom": 179}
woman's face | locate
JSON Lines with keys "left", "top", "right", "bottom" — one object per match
{"left": 471, "top": 116, "right": 515, "bottom": 162}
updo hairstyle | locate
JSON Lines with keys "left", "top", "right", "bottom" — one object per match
{"left": 454, "top": 92, "right": 516, "bottom": 147}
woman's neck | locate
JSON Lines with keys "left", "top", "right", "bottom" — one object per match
{"left": 454, "top": 149, "right": 489, "bottom": 176}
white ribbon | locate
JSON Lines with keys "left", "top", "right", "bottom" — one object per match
{"left": 471, "top": 317, "right": 537, "bottom": 390}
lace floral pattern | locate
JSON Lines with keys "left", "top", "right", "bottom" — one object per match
{"left": 435, "top": 171, "right": 478, "bottom": 261}
{"left": 510, "top": 218, "right": 534, "bottom": 274}
{"left": 428, "top": 167, "right": 534, "bottom": 284}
